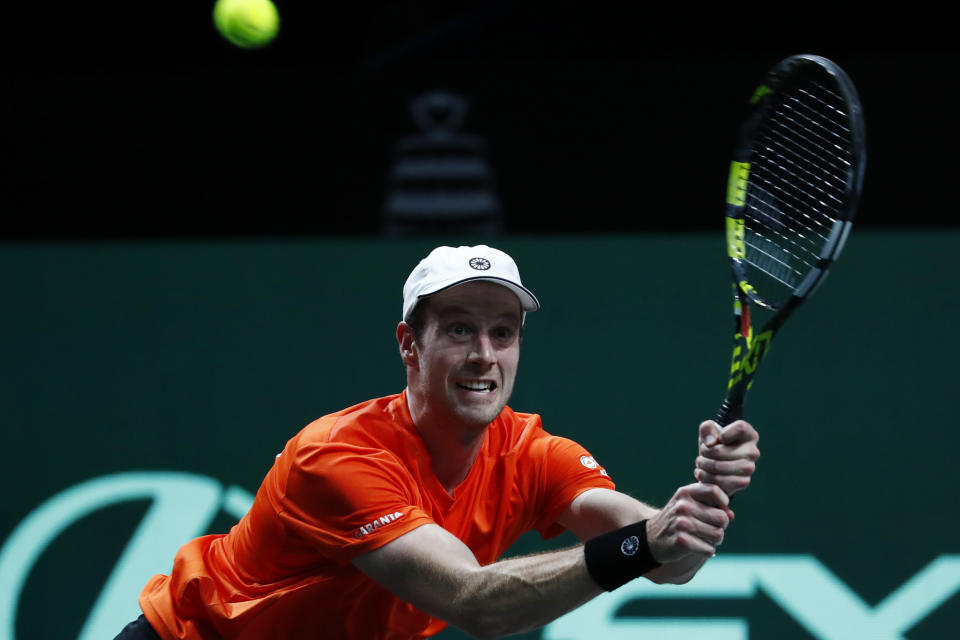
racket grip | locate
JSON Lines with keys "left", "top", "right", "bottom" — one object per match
{"left": 715, "top": 399, "right": 743, "bottom": 427}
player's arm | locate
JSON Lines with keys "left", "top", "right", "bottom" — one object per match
{"left": 354, "top": 523, "right": 598, "bottom": 639}
{"left": 557, "top": 485, "right": 726, "bottom": 585}
{"left": 353, "top": 482, "right": 730, "bottom": 639}
{"left": 557, "top": 419, "right": 759, "bottom": 584}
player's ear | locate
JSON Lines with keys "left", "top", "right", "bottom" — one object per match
{"left": 397, "top": 322, "right": 419, "bottom": 368}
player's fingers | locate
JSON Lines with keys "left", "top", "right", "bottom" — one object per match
{"left": 680, "top": 481, "right": 730, "bottom": 509}
{"left": 696, "top": 456, "right": 756, "bottom": 477}
{"left": 719, "top": 420, "right": 759, "bottom": 446}
{"left": 648, "top": 508, "right": 720, "bottom": 562}
{"left": 699, "top": 439, "right": 761, "bottom": 461}
{"left": 699, "top": 420, "right": 722, "bottom": 447}
{"left": 695, "top": 468, "right": 752, "bottom": 494}
{"left": 674, "top": 513, "right": 726, "bottom": 547}
{"left": 675, "top": 532, "right": 717, "bottom": 557}
{"left": 673, "top": 490, "right": 731, "bottom": 529}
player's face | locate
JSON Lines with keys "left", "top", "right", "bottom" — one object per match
{"left": 415, "top": 281, "right": 522, "bottom": 430}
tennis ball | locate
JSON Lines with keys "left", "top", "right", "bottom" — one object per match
{"left": 213, "top": 0, "right": 280, "bottom": 49}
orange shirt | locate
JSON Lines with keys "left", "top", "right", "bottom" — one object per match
{"left": 140, "top": 392, "right": 615, "bottom": 639}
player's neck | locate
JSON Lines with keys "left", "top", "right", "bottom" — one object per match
{"left": 406, "top": 396, "right": 487, "bottom": 495}
{"left": 424, "top": 430, "right": 485, "bottom": 496}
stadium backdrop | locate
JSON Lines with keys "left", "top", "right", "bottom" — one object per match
{"left": 1, "top": 231, "right": 957, "bottom": 639}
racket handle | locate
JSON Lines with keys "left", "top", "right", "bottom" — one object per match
{"left": 715, "top": 398, "right": 743, "bottom": 427}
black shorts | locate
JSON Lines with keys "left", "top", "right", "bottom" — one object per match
{"left": 114, "top": 615, "right": 161, "bottom": 640}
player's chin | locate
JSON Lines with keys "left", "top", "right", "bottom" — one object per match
{"left": 450, "top": 394, "right": 507, "bottom": 426}
{"left": 464, "top": 402, "right": 506, "bottom": 425}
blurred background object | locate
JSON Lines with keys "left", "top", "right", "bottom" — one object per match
{"left": 4, "top": 1, "right": 958, "bottom": 239}
{"left": 381, "top": 91, "right": 503, "bottom": 235}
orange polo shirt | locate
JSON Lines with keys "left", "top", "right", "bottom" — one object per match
{"left": 140, "top": 391, "right": 615, "bottom": 639}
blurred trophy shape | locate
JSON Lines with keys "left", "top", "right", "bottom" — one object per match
{"left": 381, "top": 91, "right": 503, "bottom": 235}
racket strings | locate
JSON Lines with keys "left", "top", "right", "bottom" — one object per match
{"left": 772, "top": 85, "right": 853, "bottom": 175}
{"left": 758, "top": 93, "right": 850, "bottom": 225}
{"left": 743, "top": 236, "right": 806, "bottom": 288}
{"left": 746, "top": 182, "right": 828, "bottom": 261}
{"left": 743, "top": 73, "right": 854, "bottom": 293}
{"left": 754, "top": 107, "right": 849, "bottom": 219}
{"left": 742, "top": 177, "right": 827, "bottom": 289}
{"left": 760, "top": 117, "right": 848, "bottom": 214}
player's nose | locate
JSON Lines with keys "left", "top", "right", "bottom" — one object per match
{"left": 467, "top": 333, "right": 496, "bottom": 366}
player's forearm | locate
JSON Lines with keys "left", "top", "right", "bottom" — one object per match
{"left": 452, "top": 545, "right": 601, "bottom": 639}
{"left": 354, "top": 526, "right": 606, "bottom": 640}
{"left": 456, "top": 519, "right": 671, "bottom": 637}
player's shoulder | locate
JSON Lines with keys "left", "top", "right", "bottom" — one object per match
{"left": 496, "top": 406, "right": 592, "bottom": 456}
{"left": 498, "top": 406, "right": 542, "bottom": 429}
{"left": 270, "top": 394, "right": 413, "bottom": 480}
{"left": 494, "top": 406, "right": 557, "bottom": 452}
{"left": 281, "top": 393, "right": 417, "bottom": 465}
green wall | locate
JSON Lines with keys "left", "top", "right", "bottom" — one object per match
{"left": 1, "top": 232, "right": 957, "bottom": 639}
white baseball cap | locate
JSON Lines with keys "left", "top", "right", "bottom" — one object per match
{"left": 402, "top": 245, "right": 540, "bottom": 321}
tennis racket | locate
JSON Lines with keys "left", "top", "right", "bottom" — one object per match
{"left": 716, "top": 54, "right": 867, "bottom": 427}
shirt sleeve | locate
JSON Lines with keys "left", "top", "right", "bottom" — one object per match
{"left": 532, "top": 435, "right": 616, "bottom": 539}
{"left": 277, "top": 441, "right": 436, "bottom": 563}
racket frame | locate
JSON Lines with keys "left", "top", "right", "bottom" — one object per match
{"left": 716, "top": 54, "right": 866, "bottom": 426}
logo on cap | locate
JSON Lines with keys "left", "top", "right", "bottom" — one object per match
{"left": 469, "top": 257, "right": 491, "bottom": 271}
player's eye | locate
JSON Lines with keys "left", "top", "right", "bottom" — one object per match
{"left": 448, "top": 323, "right": 471, "bottom": 337}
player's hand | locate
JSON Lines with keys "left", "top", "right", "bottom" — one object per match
{"left": 695, "top": 419, "right": 760, "bottom": 497}
{"left": 645, "top": 482, "right": 731, "bottom": 563}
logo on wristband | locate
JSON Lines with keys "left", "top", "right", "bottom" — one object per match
{"left": 620, "top": 535, "right": 640, "bottom": 557}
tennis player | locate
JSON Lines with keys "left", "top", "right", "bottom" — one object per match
{"left": 115, "top": 245, "right": 759, "bottom": 640}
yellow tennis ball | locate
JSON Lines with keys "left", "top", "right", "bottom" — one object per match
{"left": 213, "top": 0, "right": 280, "bottom": 49}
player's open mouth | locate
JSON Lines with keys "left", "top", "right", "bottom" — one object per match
{"left": 456, "top": 381, "right": 496, "bottom": 392}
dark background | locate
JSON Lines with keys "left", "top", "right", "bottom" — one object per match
{"left": 3, "top": 5, "right": 959, "bottom": 637}
{"left": 5, "top": 1, "right": 958, "bottom": 239}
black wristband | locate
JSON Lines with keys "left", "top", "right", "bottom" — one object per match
{"left": 583, "top": 520, "right": 661, "bottom": 591}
